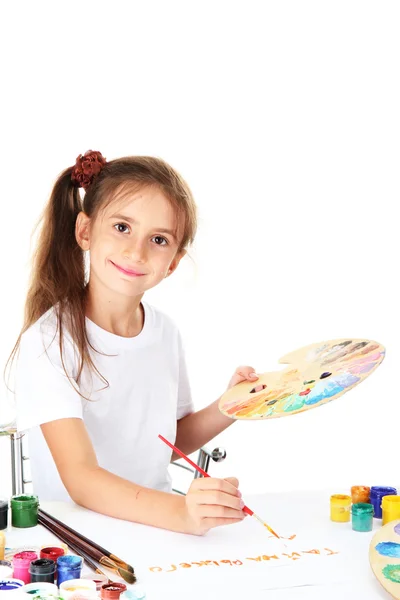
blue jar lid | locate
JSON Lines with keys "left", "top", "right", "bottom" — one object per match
{"left": 371, "top": 486, "right": 397, "bottom": 498}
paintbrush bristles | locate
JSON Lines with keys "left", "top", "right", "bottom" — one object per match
{"left": 252, "top": 513, "right": 280, "bottom": 539}
{"left": 109, "top": 554, "right": 134, "bottom": 574}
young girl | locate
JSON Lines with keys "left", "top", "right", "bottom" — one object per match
{"left": 10, "top": 150, "right": 259, "bottom": 536}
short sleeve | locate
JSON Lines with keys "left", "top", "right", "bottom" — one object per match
{"left": 176, "top": 331, "right": 195, "bottom": 420}
{"left": 15, "top": 316, "right": 83, "bottom": 433}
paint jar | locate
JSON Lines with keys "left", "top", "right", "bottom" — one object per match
{"left": 0, "top": 532, "right": 5, "bottom": 561}
{"left": 121, "top": 587, "right": 146, "bottom": 600}
{"left": 29, "top": 559, "right": 56, "bottom": 583}
{"left": 0, "top": 498, "right": 8, "bottom": 531}
{"left": 0, "top": 578, "right": 25, "bottom": 591}
{"left": 23, "top": 582, "right": 59, "bottom": 596}
{"left": 68, "top": 593, "right": 99, "bottom": 600}
{"left": 25, "top": 596, "right": 61, "bottom": 600}
{"left": 81, "top": 574, "right": 108, "bottom": 591}
{"left": 330, "top": 494, "right": 351, "bottom": 522}
{"left": 59, "top": 578, "right": 96, "bottom": 599}
{"left": 370, "top": 486, "right": 397, "bottom": 518}
{"left": 381, "top": 495, "right": 400, "bottom": 525}
{"left": 351, "top": 502, "right": 374, "bottom": 532}
{"left": 11, "top": 495, "right": 39, "bottom": 528}
{"left": 56, "top": 556, "right": 83, "bottom": 586}
{"left": 40, "top": 547, "right": 65, "bottom": 562}
{"left": 100, "top": 583, "right": 127, "bottom": 600}
{"left": 13, "top": 552, "right": 39, "bottom": 584}
{"left": 0, "top": 560, "right": 13, "bottom": 579}
{"left": 351, "top": 485, "right": 370, "bottom": 504}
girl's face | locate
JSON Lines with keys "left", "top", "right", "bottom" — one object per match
{"left": 76, "top": 185, "right": 185, "bottom": 298}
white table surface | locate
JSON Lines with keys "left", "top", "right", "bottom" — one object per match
{"left": 4, "top": 491, "right": 393, "bottom": 600}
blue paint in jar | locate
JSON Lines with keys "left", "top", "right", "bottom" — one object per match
{"left": 370, "top": 486, "right": 397, "bottom": 518}
{"left": 56, "top": 555, "right": 82, "bottom": 585}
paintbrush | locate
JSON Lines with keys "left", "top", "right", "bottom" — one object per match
{"left": 37, "top": 511, "right": 136, "bottom": 584}
{"left": 159, "top": 434, "right": 281, "bottom": 539}
{"left": 38, "top": 508, "right": 133, "bottom": 573}
{"left": 38, "top": 512, "right": 135, "bottom": 584}
{"left": 38, "top": 515, "right": 110, "bottom": 580}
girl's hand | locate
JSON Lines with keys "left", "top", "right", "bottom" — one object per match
{"left": 227, "top": 365, "right": 258, "bottom": 390}
{"left": 183, "top": 476, "right": 246, "bottom": 535}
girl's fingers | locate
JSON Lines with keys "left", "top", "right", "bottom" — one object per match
{"left": 201, "top": 517, "right": 245, "bottom": 530}
{"left": 191, "top": 477, "right": 240, "bottom": 497}
{"left": 192, "top": 490, "right": 244, "bottom": 511}
{"left": 197, "top": 504, "right": 246, "bottom": 519}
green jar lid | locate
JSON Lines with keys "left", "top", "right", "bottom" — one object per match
{"left": 351, "top": 502, "right": 374, "bottom": 515}
{"left": 11, "top": 495, "right": 39, "bottom": 510}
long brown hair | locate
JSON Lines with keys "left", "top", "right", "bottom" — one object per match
{"left": 6, "top": 155, "right": 197, "bottom": 392}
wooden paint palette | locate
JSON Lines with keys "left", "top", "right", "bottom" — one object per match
{"left": 219, "top": 338, "right": 385, "bottom": 420}
{"left": 370, "top": 519, "right": 400, "bottom": 599}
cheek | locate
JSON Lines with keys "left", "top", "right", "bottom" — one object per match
{"left": 91, "top": 233, "right": 121, "bottom": 256}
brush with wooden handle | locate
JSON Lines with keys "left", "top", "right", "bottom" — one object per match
{"left": 38, "top": 511, "right": 136, "bottom": 584}
{"left": 38, "top": 515, "right": 109, "bottom": 579}
{"left": 38, "top": 508, "right": 134, "bottom": 573}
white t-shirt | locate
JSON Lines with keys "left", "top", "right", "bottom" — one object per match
{"left": 15, "top": 301, "right": 194, "bottom": 501}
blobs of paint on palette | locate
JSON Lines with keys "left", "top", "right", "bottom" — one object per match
{"left": 375, "top": 542, "right": 400, "bottom": 558}
{"left": 320, "top": 372, "right": 331, "bottom": 379}
{"left": 383, "top": 565, "right": 400, "bottom": 584}
{"left": 218, "top": 338, "right": 385, "bottom": 420}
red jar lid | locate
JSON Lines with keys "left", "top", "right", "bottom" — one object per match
{"left": 40, "top": 547, "right": 65, "bottom": 561}
{"left": 101, "top": 582, "right": 127, "bottom": 600}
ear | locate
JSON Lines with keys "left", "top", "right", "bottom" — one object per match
{"left": 165, "top": 249, "right": 186, "bottom": 278}
{"left": 75, "top": 211, "right": 92, "bottom": 250}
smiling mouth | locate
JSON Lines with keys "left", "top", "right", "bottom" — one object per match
{"left": 110, "top": 260, "right": 145, "bottom": 277}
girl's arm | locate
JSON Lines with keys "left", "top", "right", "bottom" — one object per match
{"left": 41, "top": 417, "right": 246, "bottom": 535}
{"left": 174, "top": 366, "right": 258, "bottom": 457}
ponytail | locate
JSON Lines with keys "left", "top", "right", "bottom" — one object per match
{"left": 26, "top": 168, "right": 85, "bottom": 324}
{"left": 5, "top": 167, "right": 94, "bottom": 391}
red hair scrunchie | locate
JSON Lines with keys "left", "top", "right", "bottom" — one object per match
{"left": 71, "top": 150, "right": 107, "bottom": 190}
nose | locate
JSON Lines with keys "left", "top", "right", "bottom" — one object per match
{"left": 123, "top": 238, "right": 147, "bottom": 263}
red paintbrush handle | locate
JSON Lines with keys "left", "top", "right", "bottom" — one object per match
{"left": 158, "top": 434, "right": 253, "bottom": 514}
{"left": 158, "top": 434, "right": 210, "bottom": 477}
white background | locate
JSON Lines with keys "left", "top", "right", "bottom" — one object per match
{"left": 0, "top": 1, "right": 399, "bottom": 499}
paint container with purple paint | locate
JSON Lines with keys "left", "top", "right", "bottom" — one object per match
{"left": 370, "top": 487, "right": 397, "bottom": 518}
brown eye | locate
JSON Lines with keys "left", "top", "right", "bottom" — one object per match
{"left": 114, "top": 223, "right": 129, "bottom": 233}
{"left": 152, "top": 236, "right": 168, "bottom": 246}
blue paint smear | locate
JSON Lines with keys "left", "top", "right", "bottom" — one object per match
{"left": 394, "top": 523, "right": 400, "bottom": 536}
{"left": 303, "top": 373, "right": 360, "bottom": 406}
{"left": 375, "top": 542, "right": 400, "bottom": 558}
